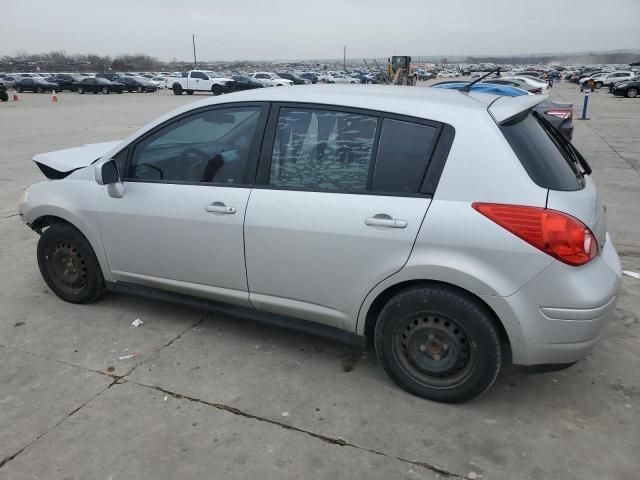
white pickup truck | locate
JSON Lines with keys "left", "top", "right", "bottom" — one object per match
{"left": 170, "top": 70, "right": 235, "bottom": 96}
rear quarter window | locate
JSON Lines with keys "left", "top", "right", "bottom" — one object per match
{"left": 500, "top": 112, "right": 583, "bottom": 191}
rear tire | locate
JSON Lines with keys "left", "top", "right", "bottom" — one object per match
{"left": 37, "top": 224, "right": 105, "bottom": 304}
{"left": 77, "top": 87, "right": 84, "bottom": 94}
{"left": 627, "top": 88, "right": 638, "bottom": 98}
{"left": 186, "top": 90, "right": 194, "bottom": 95}
{"left": 595, "top": 81, "right": 603, "bottom": 89}
{"left": 137, "top": 86, "right": 143, "bottom": 93}
{"left": 172, "top": 84, "right": 183, "bottom": 95}
{"left": 102, "top": 87, "right": 109, "bottom": 94}
{"left": 36, "top": 86, "right": 44, "bottom": 93}
{"left": 374, "top": 285, "right": 502, "bottom": 403}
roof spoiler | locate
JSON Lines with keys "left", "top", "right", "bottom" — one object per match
{"left": 488, "top": 94, "right": 549, "bottom": 124}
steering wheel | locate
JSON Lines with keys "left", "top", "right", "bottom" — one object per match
{"left": 183, "top": 147, "right": 215, "bottom": 181}
{"left": 137, "top": 163, "right": 164, "bottom": 180}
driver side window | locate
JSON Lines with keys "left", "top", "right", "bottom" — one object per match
{"left": 127, "top": 107, "right": 262, "bottom": 185}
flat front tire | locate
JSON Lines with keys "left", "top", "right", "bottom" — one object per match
{"left": 374, "top": 285, "right": 502, "bottom": 403}
{"left": 37, "top": 224, "right": 105, "bottom": 304}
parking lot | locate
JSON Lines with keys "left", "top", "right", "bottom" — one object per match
{"left": 0, "top": 83, "right": 638, "bottom": 479}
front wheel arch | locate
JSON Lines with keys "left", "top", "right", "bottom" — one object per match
{"left": 363, "top": 280, "right": 511, "bottom": 362}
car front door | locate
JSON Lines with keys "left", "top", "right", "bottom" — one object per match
{"left": 244, "top": 104, "right": 442, "bottom": 330}
{"left": 99, "top": 103, "right": 268, "bottom": 307}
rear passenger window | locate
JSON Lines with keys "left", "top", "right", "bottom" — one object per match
{"left": 372, "top": 119, "right": 436, "bottom": 193}
{"left": 269, "top": 108, "right": 377, "bottom": 191}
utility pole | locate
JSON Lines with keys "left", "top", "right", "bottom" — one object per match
{"left": 192, "top": 34, "right": 197, "bottom": 69}
{"left": 343, "top": 46, "right": 346, "bottom": 71}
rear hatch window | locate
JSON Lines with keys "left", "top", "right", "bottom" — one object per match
{"left": 500, "top": 111, "right": 589, "bottom": 191}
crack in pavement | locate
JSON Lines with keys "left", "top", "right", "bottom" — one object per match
{"left": 0, "top": 380, "right": 113, "bottom": 470}
{"left": 131, "top": 381, "right": 463, "bottom": 478}
{"left": 0, "top": 313, "right": 208, "bottom": 471}
{"left": 0, "top": 213, "right": 19, "bottom": 220}
{"left": 119, "top": 313, "right": 208, "bottom": 378}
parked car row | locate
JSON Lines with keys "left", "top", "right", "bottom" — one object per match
{"left": 0, "top": 71, "right": 158, "bottom": 95}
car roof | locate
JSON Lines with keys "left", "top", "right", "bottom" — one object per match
{"left": 184, "top": 85, "right": 498, "bottom": 119}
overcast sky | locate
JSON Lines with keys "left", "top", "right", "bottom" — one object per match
{"left": 2, "top": 0, "right": 639, "bottom": 61}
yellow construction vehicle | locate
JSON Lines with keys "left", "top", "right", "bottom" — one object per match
{"left": 386, "top": 56, "right": 415, "bottom": 85}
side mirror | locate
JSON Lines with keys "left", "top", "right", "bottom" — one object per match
{"left": 95, "top": 159, "right": 120, "bottom": 185}
{"left": 95, "top": 159, "right": 125, "bottom": 198}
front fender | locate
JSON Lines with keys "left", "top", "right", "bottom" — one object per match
{"left": 20, "top": 179, "right": 114, "bottom": 282}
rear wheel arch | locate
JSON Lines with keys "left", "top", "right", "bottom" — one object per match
{"left": 363, "top": 279, "right": 512, "bottom": 364}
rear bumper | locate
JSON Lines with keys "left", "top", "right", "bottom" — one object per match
{"left": 483, "top": 234, "right": 621, "bottom": 366}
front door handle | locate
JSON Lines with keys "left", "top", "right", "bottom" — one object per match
{"left": 205, "top": 202, "right": 236, "bottom": 214}
{"left": 365, "top": 214, "right": 407, "bottom": 229}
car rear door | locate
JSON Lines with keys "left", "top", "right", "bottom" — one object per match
{"left": 99, "top": 103, "right": 268, "bottom": 307}
{"left": 243, "top": 104, "right": 443, "bottom": 330}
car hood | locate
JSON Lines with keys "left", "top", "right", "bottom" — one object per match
{"left": 33, "top": 140, "right": 122, "bottom": 176}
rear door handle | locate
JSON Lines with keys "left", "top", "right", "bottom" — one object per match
{"left": 365, "top": 214, "right": 407, "bottom": 229}
{"left": 205, "top": 202, "right": 236, "bottom": 214}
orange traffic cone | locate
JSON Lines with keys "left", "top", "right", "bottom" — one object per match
{"left": 51, "top": 90, "right": 58, "bottom": 103}
{"left": 13, "top": 90, "right": 19, "bottom": 101}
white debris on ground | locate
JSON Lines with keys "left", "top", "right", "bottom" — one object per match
{"left": 622, "top": 271, "right": 640, "bottom": 279}
{"left": 131, "top": 318, "right": 144, "bottom": 327}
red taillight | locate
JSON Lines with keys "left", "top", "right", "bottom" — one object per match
{"left": 544, "top": 109, "right": 573, "bottom": 120}
{"left": 472, "top": 203, "right": 598, "bottom": 266}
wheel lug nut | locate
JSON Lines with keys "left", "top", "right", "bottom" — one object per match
{"left": 443, "top": 344, "right": 449, "bottom": 351}
{"left": 419, "top": 345, "right": 427, "bottom": 352}
{"left": 428, "top": 334, "right": 435, "bottom": 340}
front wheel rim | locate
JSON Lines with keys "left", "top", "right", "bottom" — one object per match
{"left": 629, "top": 89, "right": 638, "bottom": 97}
{"left": 45, "top": 241, "right": 88, "bottom": 295}
{"left": 392, "top": 313, "right": 476, "bottom": 389}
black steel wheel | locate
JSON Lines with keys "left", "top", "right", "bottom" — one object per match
{"left": 37, "top": 223, "right": 105, "bottom": 303}
{"left": 394, "top": 313, "right": 475, "bottom": 389}
{"left": 374, "top": 285, "right": 502, "bottom": 403}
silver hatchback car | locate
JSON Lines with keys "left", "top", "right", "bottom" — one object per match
{"left": 19, "top": 86, "right": 621, "bottom": 403}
